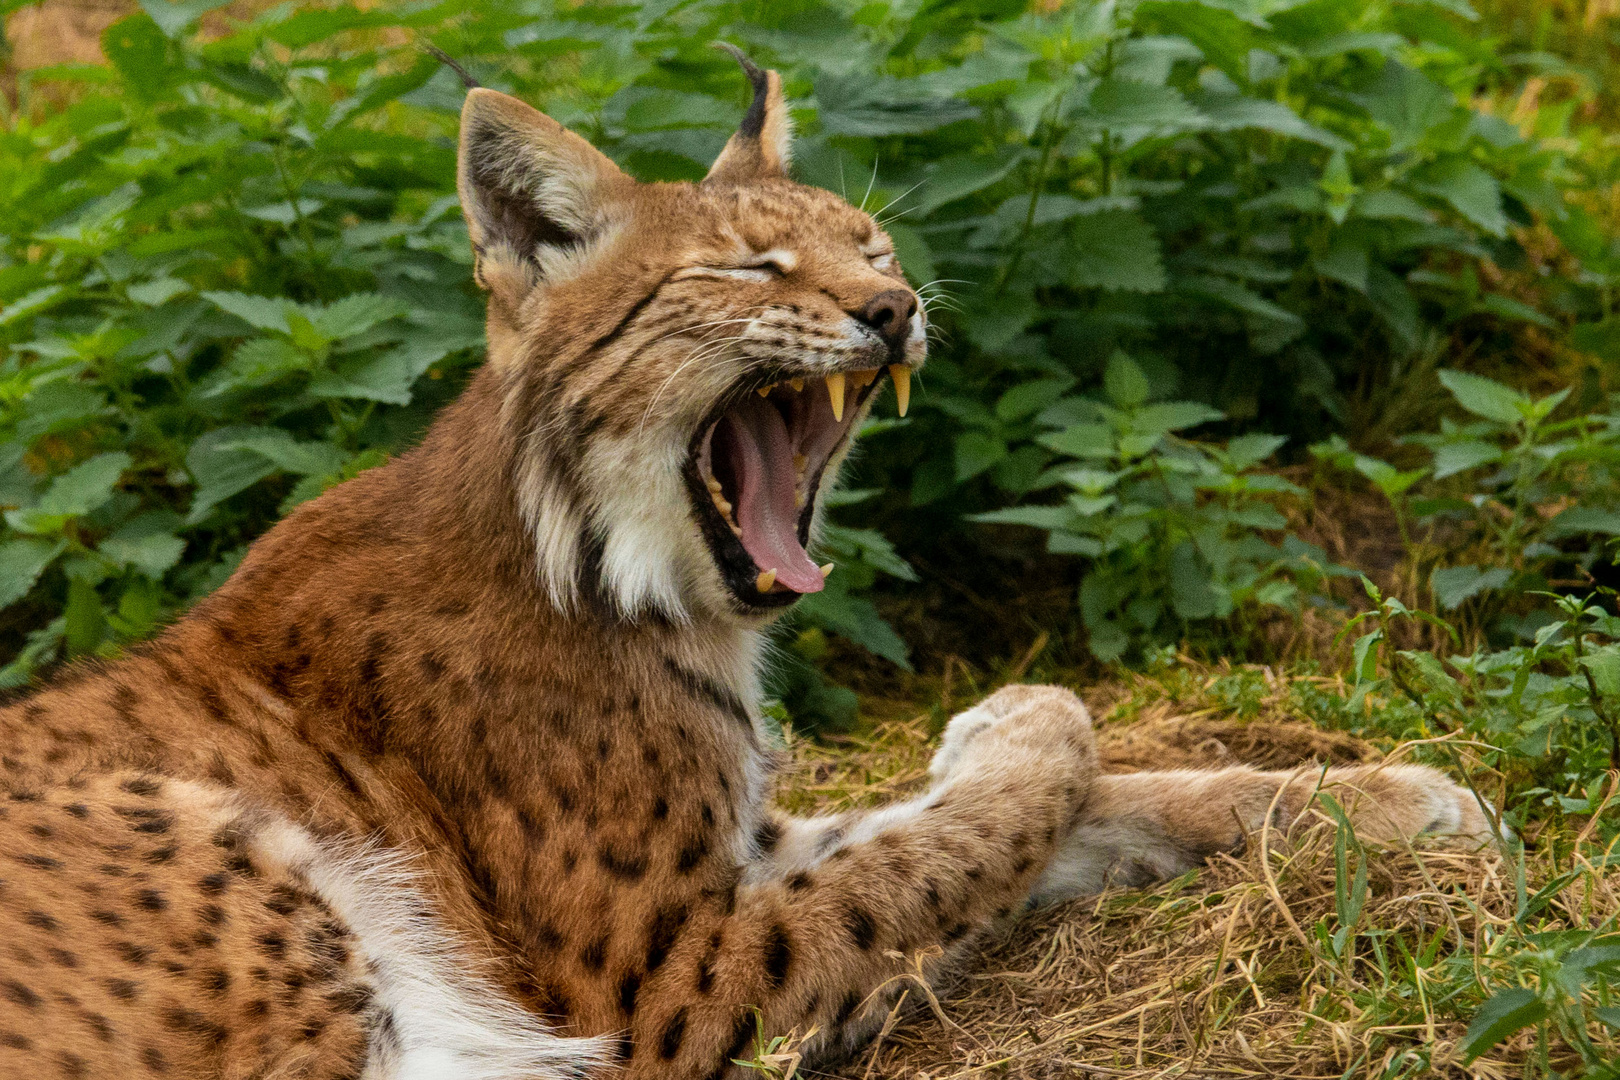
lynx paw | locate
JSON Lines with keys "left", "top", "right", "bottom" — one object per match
{"left": 1310, "top": 763, "right": 1508, "bottom": 847}
{"left": 929, "top": 684, "right": 1094, "bottom": 783}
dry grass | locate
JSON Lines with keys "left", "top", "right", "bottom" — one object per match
{"left": 769, "top": 668, "right": 1620, "bottom": 1080}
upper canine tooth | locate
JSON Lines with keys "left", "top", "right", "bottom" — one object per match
{"left": 789, "top": 377, "right": 804, "bottom": 393}
{"left": 826, "top": 372, "right": 846, "bottom": 422}
{"left": 889, "top": 364, "right": 910, "bottom": 417}
{"left": 756, "top": 568, "right": 777, "bottom": 593}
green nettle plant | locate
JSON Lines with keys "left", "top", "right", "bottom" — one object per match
{"left": 1314, "top": 370, "right": 1620, "bottom": 635}
{"left": 973, "top": 352, "right": 1343, "bottom": 660}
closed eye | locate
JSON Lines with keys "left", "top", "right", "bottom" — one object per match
{"left": 869, "top": 253, "right": 896, "bottom": 272}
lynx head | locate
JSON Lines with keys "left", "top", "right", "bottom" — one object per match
{"left": 456, "top": 47, "right": 924, "bottom": 625}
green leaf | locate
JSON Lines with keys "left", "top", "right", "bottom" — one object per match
{"left": 911, "top": 150, "right": 1027, "bottom": 216}
{"left": 1545, "top": 507, "right": 1620, "bottom": 539}
{"left": 101, "top": 13, "right": 170, "bottom": 98}
{"left": 970, "top": 506, "right": 1075, "bottom": 530}
{"left": 1430, "top": 564, "right": 1512, "bottom": 610}
{"left": 1580, "top": 649, "right": 1620, "bottom": 699}
{"left": 1199, "top": 96, "right": 1349, "bottom": 150}
{"left": 215, "top": 429, "right": 348, "bottom": 477}
{"left": 1169, "top": 542, "right": 1217, "bottom": 619}
{"left": 139, "top": 0, "right": 230, "bottom": 37}
{"left": 794, "top": 589, "right": 911, "bottom": 669}
{"left": 99, "top": 533, "right": 187, "bottom": 578}
{"left": 1179, "top": 274, "right": 1303, "bottom": 326}
{"left": 1438, "top": 370, "right": 1528, "bottom": 425}
{"left": 1313, "top": 237, "right": 1369, "bottom": 292}
{"left": 1225, "top": 433, "right": 1287, "bottom": 470}
{"left": 202, "top": 291, "right": 294, "bottom": 335}
{"left": 63, "top": 574, "right": 106, "bottom": 656}
{"left": 954, "top": 431, "right": 1007, "bottom": 482}
{"left": 0, "top": 538, "right": 68, "bottom": 609}
{"left": 314, "top": 294, "right": 409, "bottom": 341}
{"left": 1431, "top": 439, "right": 1500, "bottom": 479}
{"left": 1038, "top": 423, "right": 1113, "bottom": 459}
{"left": 185, "top": 427, "right": 279, "bottom": 524}
{"left": 1105, "top": 352, "right": 1150, "bottom": 407}
{"left": 1460, "top": 988, "right": 1547, "bottom": 1064}
{"left": 995, "top": 377, "right": 1075, "bottom": 422}
{"left": 1134, "top": 401, "right": 1224, "bottom": 436}
{"left": 38, "top": 452, "right": 132, "bottom": 518}
{"left": 1063, "top": 211, "right": 1166, "bottom": 292}
{"left": 1411, "top": 160, "right": 1507, "bottom": 237}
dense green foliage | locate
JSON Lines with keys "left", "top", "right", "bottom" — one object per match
{"left": 3, "top": 0, "right": 1620, "bottom": 1069}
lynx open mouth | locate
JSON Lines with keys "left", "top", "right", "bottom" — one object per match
{"left": 686, "top": 365, "right": 910, "bottom": 609}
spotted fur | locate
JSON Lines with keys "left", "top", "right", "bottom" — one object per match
{"left": 0, "top": 54, "right": 1498, "bottom": 1080}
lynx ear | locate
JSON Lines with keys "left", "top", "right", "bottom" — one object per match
{"left": 705, "top": 44, "right": 792, "bottom": 184}
{"left": 457, "top": 88, "right": 630, "bottom": 299}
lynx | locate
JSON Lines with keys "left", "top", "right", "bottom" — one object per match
{"left": 0, "top": 49, "right": 1496, "bottom": 1080}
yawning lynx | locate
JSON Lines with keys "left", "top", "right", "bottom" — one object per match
{"left": 0, "top": 49, "right": 1496, "bottom": 1080}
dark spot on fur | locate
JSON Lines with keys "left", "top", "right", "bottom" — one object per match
{"left": 763, "top": 924, "right": 792, "bottom": 988}
{"left": 140, "top": 1045, "right": 166, "bottom": 1071}
{"left": 580, "top": 936, "right": 608, "bottom": 972}
{"left": 3, "top": 981, "right": 41, "bottom": 1008}
{"left": 676, "top": 835, "right": 709, "bottom": 873}
{"left": 24, "top": 910, "right": 59, "bottom": 933}
{"left": 597, "top": 844, "right": 648, "bottom": 882}
{"left": 16, "top": 853, "right": 61, "bottom": 870}
{"left": 659, "top": 1007, "right": 688, "bottom": 1060}
{"left": 645, "top": 904, "right": 688, "bottom": 973}
{"left": 418, "top": 653, "right": 446, "bottom": 683}
{"left": 258, "top": 933, "right": 287, "bottom": 960}
{"left": 834, "top": 990, "right": 861, "bottom": 1026}
{"left": 617, "top": 970, "right": 641, "bottom": 1016}
{"left": 786, "top": 872, "right": 812, "bottom": 892}
{"left": 201, "top": 969, "right": 230, "bottom": 994}
{"left": 722, "top": 1011, "right": 758, "bottom": 1066}
{"left": 106, "top": 979, "right": 139, "bottom": 1001}
{"left": 135, "top": 888, "right": 167, "bottom": 912}
{"left": 63, "top": 803, "right": 89, "bottom": 819}
{"left": 200, "top": 904, "right": 227, "bottom": 926}
{"left": 199, "top": 872, "right": 229, "bottom": 896}
{"left": 115, "top": 942, "right": 150, "bottom": 965}
{"left": 844, "top": 906, "right": 877, "bottom": 951}
{"left": 754, "top": 819, "right": 782, "bottom": 854}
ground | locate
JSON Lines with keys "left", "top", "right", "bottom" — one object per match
{"left": 768, "top": 662, "right": 1615, "bottom": 1080}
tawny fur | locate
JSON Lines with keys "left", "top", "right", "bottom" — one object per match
{"left": 0, "top": 60, "right": 1498, "bottom": 1080}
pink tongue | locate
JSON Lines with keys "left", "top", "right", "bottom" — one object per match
{"left": 720, "top": 396, "right": 826, "bottom": 594}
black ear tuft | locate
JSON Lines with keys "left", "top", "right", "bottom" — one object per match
{"left": 713, "top": 42, "right": 768, "bottom": 138}
{"left": 422, "top": 44, "right": 480, "bottom": 90}
{"left": 705, "top": 43, "right": 793, "bottom": 183}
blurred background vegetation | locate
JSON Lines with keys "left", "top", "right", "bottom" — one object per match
{"left": 4, "top": 0, "right": 1620, "bottom": 1072}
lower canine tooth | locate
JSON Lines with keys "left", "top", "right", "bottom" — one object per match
{"left": 889, "top": 364, "right": 910, "bottom": 417}
{"left": 820, "top": 562, "right": 834, "bottom": 578}
{"left": 825, "top": 372, "right": 846, "bottom": 422}
{"left": 756, "top": 568, "right": 777, "bottom": 592}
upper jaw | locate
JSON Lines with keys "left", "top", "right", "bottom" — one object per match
{"left": 684, "top": 363, "right": 910, "bottom": 612}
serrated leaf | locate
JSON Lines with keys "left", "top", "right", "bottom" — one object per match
{"left": 202, "top": 291, "right": 294, "bottom": 334}
{"left": 1105, "top": 352, "right": 1150, "bottom": 407}
{"left": 1199, "top": 96, "right": 1349, "bottom": 149}
{"left": 1038, "top": 422, "right": 1113, "bottom": 458}
{"left": 1134, "top": 401, "right": 1224, "bottom": 436}
{"left": 1431, "top": 439, "right": 1500, "bottom": 478}
{"left": 314, "top": 294, "right": 408, "bottom": 341}
{"left": 1225, "top": 433, "right": 1287, "bottom": 470}
{"left": 99, "top": 533, "right": 187, "bottom": 578}
{"left": 185, "top": 427, "right": 280, "bottom": 524}
{"left": 37, "top": 452, "right": 132, "bottom": 517}
{"left": 1411, "top": 160, "right": 1507, "bottom": 237}
{"left": 1063, "top": 211, "right": 1167, "bottom": 292}
{"left": 1179, "top": 274, "right": 1303, "bottom": 325}
{"left": 215, "top": 429, "right": 348, "bottom": 477}
{"left": 0, "top": 538, "right": 67, "bottom": 609}
{"left": 1430, "top": 564, "right": 1512, "bottom": 610}
{"left": 954, "top": 431, "right": 1007, "bottom": 482}
{"left": 1438, "top": 370, "right": 1527, "bottom": 424}
{"left": 995, "top": 377, "right": 1076, "bottom": 422}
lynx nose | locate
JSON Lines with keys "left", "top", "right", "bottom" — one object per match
{"left": 856, "top": 289, "right": 918, "bottom": 354}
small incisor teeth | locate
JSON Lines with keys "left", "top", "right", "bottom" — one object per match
{"left": 820, "top": 562, "right": 834, "bottom": 577}
{"left": 851, "top": 368, "right": 879, "bottom": 388}
{"left": 794, "top": 490, "right": 805, "bottom": 508}
{"left": 714, "top": 497, "right": 732, "bottom": 516}
{"left": 789, "top": 377, "right": 805, "bottom": 393}
{"left": 706, "top": 477, "right": 723, "bottom": 493}
{"left": 793, "top": 453, "right": 806, "bottom": 472}
{"left": 756, "top": 384, "right": 774, "bottom": 397}
{"left": 756, "top": 568, "right": 777, "bottom": 592}
{"left": 889, "top": 364, "right": 910, "bottom": 417}
{"left": 825, "top": 372, "right": 846, "bottom": 422}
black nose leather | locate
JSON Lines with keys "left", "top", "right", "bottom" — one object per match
{"left": 855, "top": 289, "right": 918, "bottom": 352}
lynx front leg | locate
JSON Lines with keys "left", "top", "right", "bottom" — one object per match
{"left": 1032, "top": 762, "right": 1501, "bottom": 905}
{"left": 621, "top": 686, "right": 1096, "bottom": 1079}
